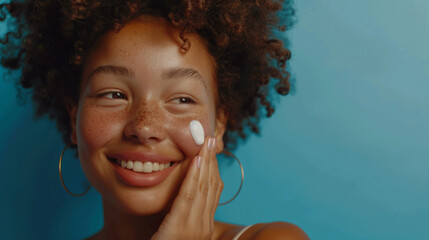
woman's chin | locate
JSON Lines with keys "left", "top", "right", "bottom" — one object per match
{"left": 120, "top": 201, "right": 172, "bottom": 216}
{"left": 103, "top": 189, "right": 176, "bottom": 216}
{"left": 103, "top": 196, "right": 171, "bottom": 216}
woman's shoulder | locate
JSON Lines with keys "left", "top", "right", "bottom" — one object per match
{"left": 214, "top": 221, "right": 309, "bottom": 240}
{"left": 248, "top": 222, "right": 310, "bottom": 240}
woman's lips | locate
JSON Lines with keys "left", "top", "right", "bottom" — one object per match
{"left": 107, "top": 151, "right": 181, "bottom": 187}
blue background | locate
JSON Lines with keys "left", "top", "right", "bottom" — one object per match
{"left": 1, "top": 1, "right": 429, "bottom": 239}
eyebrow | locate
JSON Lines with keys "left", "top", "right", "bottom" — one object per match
{"left": 87, "top": 65, "right": 208, "bottom": 91}
{"left": 161, "top": 67, "right": 208, "bottom": 91}
{"left": 87, "top": 65, "right": 134, "bottom": 82}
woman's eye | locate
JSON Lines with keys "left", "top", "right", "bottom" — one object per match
{"left": 97, "top": 91, "right": 127, "bottom": 100}
{"left": 171, "top": 97, "right": 196, "bottom": 104}
{"left": 98, "top": 91, "right": 127, "bottom": 100}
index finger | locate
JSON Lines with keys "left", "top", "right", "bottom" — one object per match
{"left": 166, "top": 137, "right": 213, "bottom": 220}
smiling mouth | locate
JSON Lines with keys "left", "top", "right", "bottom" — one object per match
{"left": 108, "top": 157, "right": 179, "bottom": 174}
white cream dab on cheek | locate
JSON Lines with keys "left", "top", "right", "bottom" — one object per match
{"left": 189, "top": 120, "right": 204, "bottom": 145}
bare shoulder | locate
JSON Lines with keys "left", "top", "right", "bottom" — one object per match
{"left": 213, "top": 221, "right": 309, "bottom": 240}
{"left": 213, "top": 221, "right": 245, "bottom": 240}
{"left": 251, "top": 222, "right": 309, "bottom": 240}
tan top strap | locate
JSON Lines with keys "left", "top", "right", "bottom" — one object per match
{"left": 232, "top": 225, "right": 254, "bottom": 240}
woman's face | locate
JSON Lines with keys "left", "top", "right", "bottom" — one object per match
{"left": 69, "top": 18, "right": 226, "bottom": 215}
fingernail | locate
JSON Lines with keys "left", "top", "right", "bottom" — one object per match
{"left": 208, "top": 137, "right": 216, "bottom": 150}
{"left": 196, "top": 156, "right": 202, "bottom": 169}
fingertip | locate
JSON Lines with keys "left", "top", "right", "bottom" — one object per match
{"left": 198, "top": 137, "right": 213, "bottom": 155}
{"left": 204, "top": 136, "right": 212, "bottom": 147}
{"left": 196, "top": 156, "right": 202, "bottom": 169}
{"left": 208, "top": 137, "right": 216, "bottom": 150}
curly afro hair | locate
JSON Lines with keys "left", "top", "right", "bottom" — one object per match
{"left": 0, "top": 0, "right": 294, "bottom": 149}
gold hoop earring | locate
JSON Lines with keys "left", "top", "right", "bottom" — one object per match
{"left": 218, "top": 150, "right": 244, "bottom": 206}
{"left": 59, "top": 144, "right": 91, "bottom": 197}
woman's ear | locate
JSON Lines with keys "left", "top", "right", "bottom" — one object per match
{"left": 214, "top": 108, "right": 228, "bottom": 153}
{"left": 66, "top": 103, "right": 78, "bottom": 145}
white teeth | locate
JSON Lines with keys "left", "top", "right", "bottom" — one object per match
{"left": 117, "top": 159, "right": 174, "bottom": 173}
{"left": 153, "top": 162, "right": 160, "bottom": 171}
{"left": 142, "top": 162, "right": 153, "bottom": 173}
{"left": 126, "top": 160, "right": 133, "bottom": 169}
{"left": 133, "top": 161, "right": 143, "bottom": 172}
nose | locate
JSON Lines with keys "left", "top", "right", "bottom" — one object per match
{"left": 123, "top": 102, "right": 166, "bottom": 144}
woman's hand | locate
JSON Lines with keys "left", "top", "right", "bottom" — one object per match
{"left": 151, "top": 137, "right": 223, "bottom": 240}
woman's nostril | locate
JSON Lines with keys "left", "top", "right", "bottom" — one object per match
{"left": 124, "top": 119, "right": 166, "bottom": 144}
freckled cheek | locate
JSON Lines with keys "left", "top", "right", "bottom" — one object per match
{"left": 76, "top": 107, "right": 125, "bottom": 153}
{"left": 165, "top": 112, "right": 213, "bottom": 158}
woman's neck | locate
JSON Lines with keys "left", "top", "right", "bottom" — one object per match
{"left": 94, "top": 199, "right": 168, "bottom": 240}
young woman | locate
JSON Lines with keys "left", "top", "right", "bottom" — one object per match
{"left": 1, "top": 1, "right": 309, "bottom": 239}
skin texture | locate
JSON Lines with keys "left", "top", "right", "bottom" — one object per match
{"left": 69, "top": 17, "right": 308, "bottom": 240}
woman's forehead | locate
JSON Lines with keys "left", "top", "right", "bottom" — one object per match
{"left": 81, "top": 19, "right": 217, "bottom": 91}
